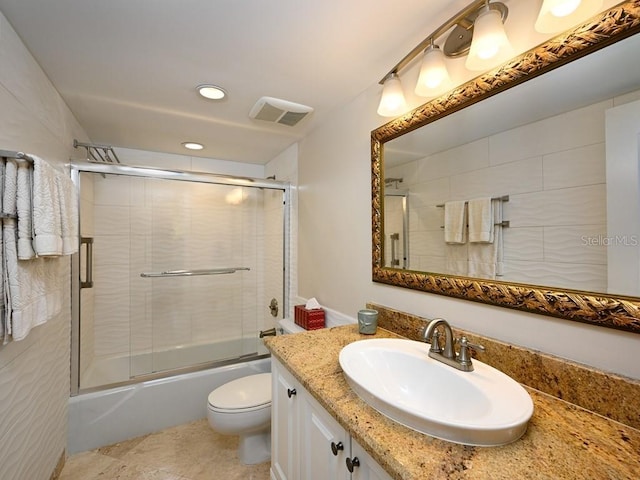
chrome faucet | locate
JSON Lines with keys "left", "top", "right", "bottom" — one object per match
{"left": 422, "top": 318, "right": 485, "bottom": 372}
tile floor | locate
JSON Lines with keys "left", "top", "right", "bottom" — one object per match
{"left": 58, "top": 419, "right": 271, "bottom": 480}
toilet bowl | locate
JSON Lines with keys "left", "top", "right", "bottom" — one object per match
{"left": 207, "top": 372, "right": 272, "bottom": 465}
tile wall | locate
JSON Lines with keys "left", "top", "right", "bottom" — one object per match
{"left": 0, "top": 11, "right": 90, "bottom": 480}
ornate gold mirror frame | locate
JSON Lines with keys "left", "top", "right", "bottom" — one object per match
{"left": 372, "top": 1, "right": 640, "bottom": 334}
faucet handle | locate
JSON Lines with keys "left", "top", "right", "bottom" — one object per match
{"left": 457, "top": 336, "right": 485, "bottom": 368}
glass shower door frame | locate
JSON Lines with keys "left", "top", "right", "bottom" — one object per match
{"left": 70, "top": 163, "right": 290, "bottom": 396}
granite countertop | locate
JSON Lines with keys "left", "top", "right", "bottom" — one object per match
{"left": 265, "top": 325, "right": 640, "bottom": 480}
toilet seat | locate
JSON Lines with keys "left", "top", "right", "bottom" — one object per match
{"left": 208, "top": 373, "right": 271, "bottom": 412}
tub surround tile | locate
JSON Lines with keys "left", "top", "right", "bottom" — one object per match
{"left": 370, "top": 303, "right": 640, "bottom": 430}
{"left": 265, "top": 324, "right": 640, "bottom": 480}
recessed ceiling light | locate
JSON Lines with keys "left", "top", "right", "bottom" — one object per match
{"left": 182, "top": 142, "right": 204, "bottom": 150}
{"left": 197, "top": 84, "right": 227, "bottom": 100}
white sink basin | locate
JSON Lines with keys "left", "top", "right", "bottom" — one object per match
{"left": 339, "top": 338, "right": 533, "bottom": 446}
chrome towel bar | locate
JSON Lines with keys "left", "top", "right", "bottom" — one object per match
{"left": 140, "top": 267, "right": 250, "bottom": 278}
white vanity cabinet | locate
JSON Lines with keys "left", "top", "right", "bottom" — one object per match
{"left": 271, "top": 358, "right": 392, "bottom": 480}
{"left": 271, "top": 357, "right": 300, "bottom": 480}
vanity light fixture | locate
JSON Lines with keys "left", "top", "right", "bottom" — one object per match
{"left": 415, "top": 42, "right": 453, "bottom": 97}
{"left": 182, "top": 142, "right": 204, "bottom": 150}
{"left": 377, "top": 73, "right": 408, "bottom": 117}
{"left": 197, "top": 84, "right": 227, "bottom": 100}
{"left": 376, "top": 0, "right": 609, "bottom": 116}
{"left": 465, "top": 2, "right": 514, "bottom": 71}
{"left": 534, "top": 0, "right": 603, "bottom": 33}
{"left": 376, "top": 0, "right": 511, "bottom": 117}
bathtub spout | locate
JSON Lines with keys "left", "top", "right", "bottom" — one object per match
{"left": 259, "top": 328, "right": 277, "bottom": 338}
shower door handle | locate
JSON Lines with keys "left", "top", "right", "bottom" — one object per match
{"left": 80, "top": 237, "right": 94, "bottom": 289}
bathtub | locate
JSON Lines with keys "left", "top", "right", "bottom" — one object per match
{"left": 67, "top": 356, "right": 271, "bottom": 454}
{"left": 80, "top": 337, "right": 268, "bottom": 390}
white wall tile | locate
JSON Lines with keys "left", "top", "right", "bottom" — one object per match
{"left": 543, "top": 143, "right": 605, "bottom": 190}
{"left": 94, "top": 206, "right": 131, "bottom": 235}
{"left": 489, "top": 100, "right": 611, "bottom": 164}
{"left": 418, "top": 138, "right": 489, "bottom": 182}
{"left": 503, "top": 227, "right": 544, "bottom": 261}
{"left": 0, "top": 12, "right": 89, "bottom": 480}
{"left": 94, "top": 175, "right": 132, "bottom": 206}
{"left": 508, "top": 185, "right": 605, "bottom": 228}
{"left": 451, "top": 156, "right": 543, "bottom": 199}
{"left": 502, "top": 260, "right": 607, "bottom": 293}
{"left": 544, "top": 225, "right": 607, "bottom": 265}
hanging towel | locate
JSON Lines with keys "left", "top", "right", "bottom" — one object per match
{"left": 3, "top": 218, "right": 64, "bottom": 341}
{"left": 0, "top": 159, "right": 5, "bottom": 342}
{"left": 16, "top": 162, "right": 36, "bottom": 260}
{"left": 468, "top": 199, "right": 504, "bottom": 279}
{"left": 55, "top": 172, "right": 79, "bottom": 255}
{"left": 494, "top": 199, "right": 504, "bottom": 277}
{"left": 3, "top": 158, "right": 17, "bottom": 217}
{"left": 32, "top": 156, "right": 63, "bottom": 256}
{"left": 444, "top": 201, "right": 467, "bottom": 244}
{"left": 468, "top": 197, "right": 493, "bottom": 243}
{"left": 0, "top": 157, "right": 5, "bottom": 213}
{"left": 445, "top": 243, "right": 468, "bottom": 276}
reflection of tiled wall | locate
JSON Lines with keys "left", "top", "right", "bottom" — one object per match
{"left": 387, "top": 92, "right": 639, "bottom": 293}
{"left": 89, "top": 173, "right": 277, "bottom": 368}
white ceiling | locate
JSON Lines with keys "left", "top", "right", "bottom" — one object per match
{"left": 0, "top": 0, "right": 462, "bottom": 165}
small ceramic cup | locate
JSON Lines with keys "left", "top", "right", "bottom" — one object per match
{"left": 357, "top": 309, "right": 379, "bottom": 335}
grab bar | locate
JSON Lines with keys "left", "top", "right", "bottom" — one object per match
{"left": 140, "top": 267, "right": 250, "bottom": 278}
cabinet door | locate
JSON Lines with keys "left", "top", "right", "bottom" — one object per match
{"left": 300, "top": 392, "right": 350, "bottom": 480}
{"left": 349, "top": 439, "right": 394, "bottom": 480}
{"left": 271, "top": 359, "right": 300, "bottom": 480}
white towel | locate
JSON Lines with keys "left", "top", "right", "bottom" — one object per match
{"left": 3, "top": 159, "right": 17, "bottom": 216}
{"left": 468, "top": 199, "right": 504, "bottom": 279}
{"left": 3, "top": 218, "right": 64, "bottom": 341}
{"left": 468, "top": 197, "right": 493, "bottom": 243}
{"left": 32, "top": 156, "right": 63, "bottom": 256}
{"left": 16, "top": 162, "right": 36, "bottom": 260}
{"left": 445, "top": 243, "right": 468, "bottom": 276}
{"left": 444, "top": 201, "right": 467, "bottom": 244}
{"left": 0, "top": 160, "right": 5, "bottom": 342}
{"left": 0, "top": 158, "right": 5, "bottom": 213}
{"left": 56, "top": 173, "right": 79, "bottom": 255}
{"left": 468, "top": 242, "right": 498, "bottom": 279}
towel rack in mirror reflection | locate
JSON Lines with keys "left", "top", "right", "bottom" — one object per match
{"left": 435, "top": 195, "right": 509, "bottom": 208}
{"left": 140, "top": 267, "right": 251, "bottom": 278}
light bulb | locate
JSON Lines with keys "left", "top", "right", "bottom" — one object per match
{"left": 465, "top": 5, "right": 514, "bottom": 71}
{"left": 377, "top": 73, "right": 407, "bottom": 117}
{"left": 535, "top": 0, "right": 603, "bottom": 33}
{"left": 415, "top": 45, "right": 453, "bottom": 98}
{"left": 550, "top": 0, "right": 581, "bottom": 17}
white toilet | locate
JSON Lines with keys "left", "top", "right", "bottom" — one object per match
{"left": 207, "top": 372, "right": 272, "bottom": 465}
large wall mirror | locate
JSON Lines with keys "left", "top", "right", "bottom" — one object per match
{"left": 372, "top": 1, "right": 640, "bottom": 334}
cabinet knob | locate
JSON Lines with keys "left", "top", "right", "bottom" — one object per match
{"left": 330, "top": 441, "right": 344, "bottom": 456}
{"left": 346, "top": 456, "right": 360, "bottom": 472}
{"left": 287, "top": 388, "right": 297, "bottom": 398}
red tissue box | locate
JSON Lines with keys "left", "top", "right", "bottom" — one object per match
{"left": 294, "top": 305, "right": 325, "bottom": 330}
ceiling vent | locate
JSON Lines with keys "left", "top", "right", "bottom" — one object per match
{"left": 249, "top": 96, "right": 313, "bottom": 126}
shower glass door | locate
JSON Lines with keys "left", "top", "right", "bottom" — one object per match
{"left": 74, "top": 166, "right": 287, "bottom": 392}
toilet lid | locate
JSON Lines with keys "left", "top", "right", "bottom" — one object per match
{"left": 208, "top": 373, "right": 271, "bottom": 410}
